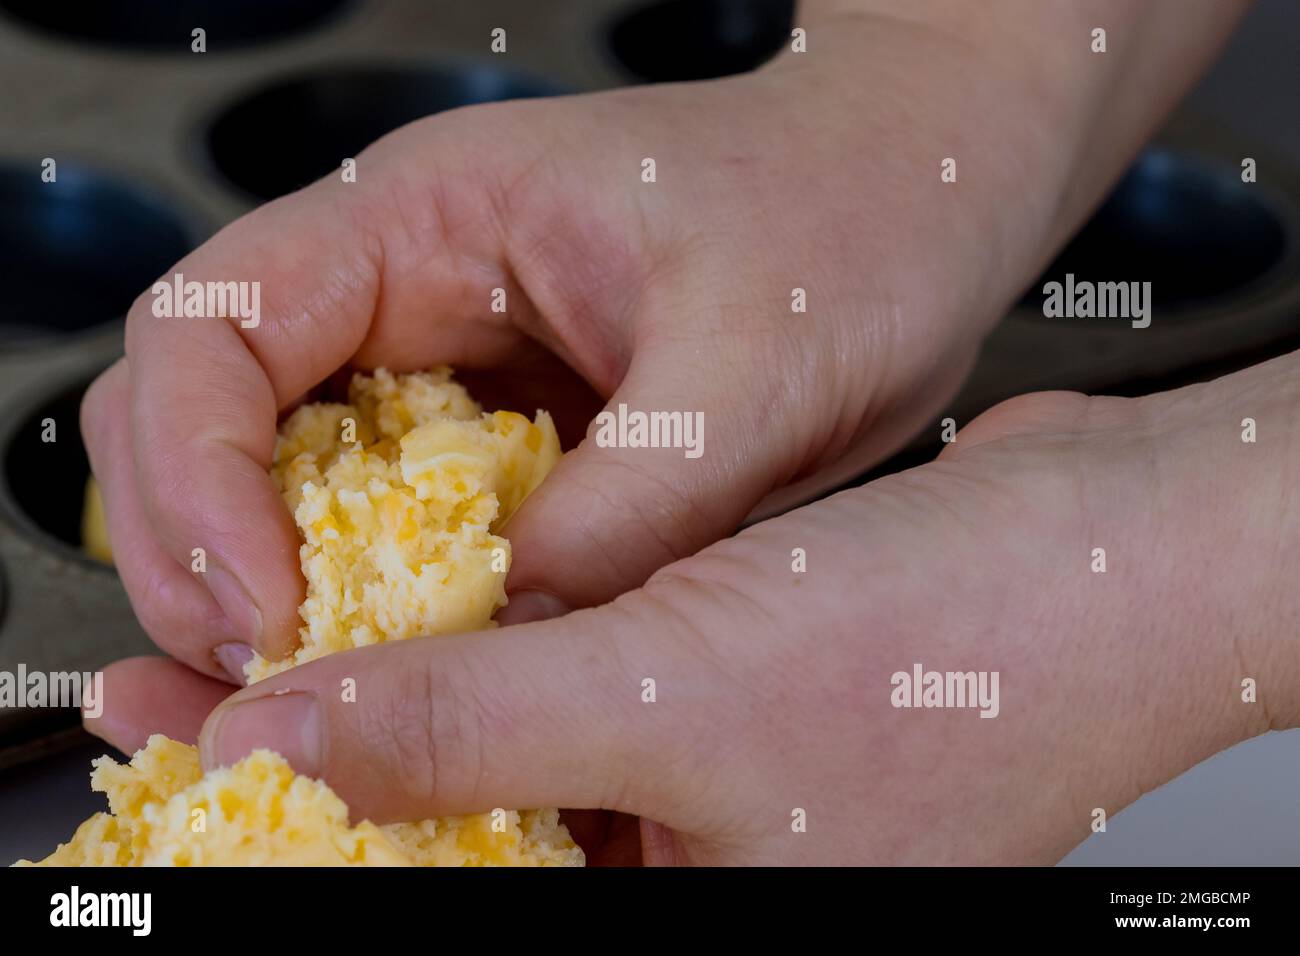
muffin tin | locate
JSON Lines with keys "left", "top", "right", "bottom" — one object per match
{"left": 1, "top": 0, "right": 1297, "bottom": 767}
{"left": 958, "top": 123, "right": 1299, "bottom": 425}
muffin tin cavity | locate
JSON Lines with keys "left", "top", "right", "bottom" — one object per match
{"left": 0, "top": 165, "right": 195, "bottom": 342}
{"left": 2, "top": 376, "right": 101, "bottom": 559}
{"left": 1023, "top": 149, "right": 1288, "bottom": 313}
{"left": 205, "top": 65, "right": 565, "bottom": 202}
{"left": 0, "top": 0, "right": 354, "bottom": 50}
{"left": 608, "top": 0, "right": 794, "bottom": 82}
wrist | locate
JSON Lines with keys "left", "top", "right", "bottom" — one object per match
{"left": 1119, "top": 360, "right": 1300, "bottom": 757}
{"left": 1205, "top": 356, "right": 1300, "bottom": 737}
{"left": 757, "top": 8, "right": 1080, "bottom": 331}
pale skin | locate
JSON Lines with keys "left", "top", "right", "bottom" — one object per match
{"left": 79, "top": 1, "right": 1292, "bottom": 864}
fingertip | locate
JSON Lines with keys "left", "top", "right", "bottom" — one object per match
{"left": 85, "top": 656, "right": 234, "bottom": 751}
{"left": 200, "top": 481, "right": 305, "bottom": 662}
{"left": 212, "top": 642, "right": 254, "bottom": 685}
{"left": 204, "top": 563, "right": 267, "bottom": 659}
{"left": 162, "top": 453, "right": 304, "bottom": 661}
{"left": 80, "top": 359, "right": 126, "bottom": 446}
{"left": 199, "top": 689, "right": 322, "bottom": 775}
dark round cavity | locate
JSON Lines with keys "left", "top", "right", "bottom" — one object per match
{"left": 609, "top": 0, "right": 794, "bottom": 82}
{"left": 206, "top": 66, "right": 564, "bottom": 203}
{"left": 1022, "top": 150, "right": 1288, "bottom": 313}
{"left": 2, "top": 378, "right": 98, "bottom": 556}
{"left": 0, "top": 0, "right": 352, "bottom": 50}
{"left": 0, "top": 165, "right": 195, "bottom": 342}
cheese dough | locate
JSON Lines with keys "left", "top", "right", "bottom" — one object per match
{"left": 81, "top": 476, "right": 112, "bottom": 564}
{"left": 24, "top": 735, "right": 579, "bottom": 867}
{"left": 251, "top": 366, "right": 560, "bottom": 681}
{"left": 23, "top": 368, "right": 580, "bottom": 867}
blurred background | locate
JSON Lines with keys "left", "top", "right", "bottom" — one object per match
{"left": 0, "top": 0, "right": 1297, "bottom": 865}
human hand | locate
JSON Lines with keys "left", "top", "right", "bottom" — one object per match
{"left": 90, "top": 350, "right": 1300, "bottom": 863}
{"left": 82, "top": 11, "right": 1059, "bottom": 689}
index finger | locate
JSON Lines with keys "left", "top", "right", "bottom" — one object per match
{"left": 112, "top": 146, "right": 528, "bottom": 666}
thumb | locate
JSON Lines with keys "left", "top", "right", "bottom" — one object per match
{"left": 501, "top": 344, "right": 787, "bottom": 617}
{"left": 196, "top": 596, "right": 707, "bottom": 825}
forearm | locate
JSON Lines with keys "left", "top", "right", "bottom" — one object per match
{"left": 765, "top": 0, "right": 1251, "bottom": 323}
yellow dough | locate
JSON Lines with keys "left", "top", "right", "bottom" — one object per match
{"left": 23, "top": 368, "right": 580, "bottom": 867}
{"left": 24, "top": 736, "right": 578, "bottom": 867}
{"left": 81, "top": 476, "right": 112, "bottom": 564}
{"left": 251, "top": 366, "right": 560, "bottom": 681}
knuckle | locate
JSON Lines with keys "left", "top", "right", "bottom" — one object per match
{"left": 365, "top": 653, "right": 484, "bottom": 810}
{"left": 79, "top": 365, "right": 123, "bottom": 461}
{"left": 585, "top": 453, "right": 715, "bottom": 558}
{"left": 79, "top": 376, "right": 107, "bottom": 441}
{"left": 124, "top": 569, "right": 177, "bottom": 651}
{"left": 137, "top": 433, "right": 222, "bottom": 546}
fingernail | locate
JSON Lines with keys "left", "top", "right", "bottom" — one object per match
{"left": 207, "top": 563, "right": 263, "bottom": 647}
{"left": 201, "top": 691, "right": 322, "bottom": 776}
{"left": 498, "top": 588, "right": 571, "bottom": 626}
{"left": 213, "top": 642, "right": 254, "bottom": 685}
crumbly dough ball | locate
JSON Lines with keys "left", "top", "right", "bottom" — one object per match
{"left": 249, "top": 368, "right": 560, "bottom": 682}
{"left": 23, "top": 369, "right": 579, "bottom": 868}
{"left": 23, "top": 736, "right": 580, "bottom": 867}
